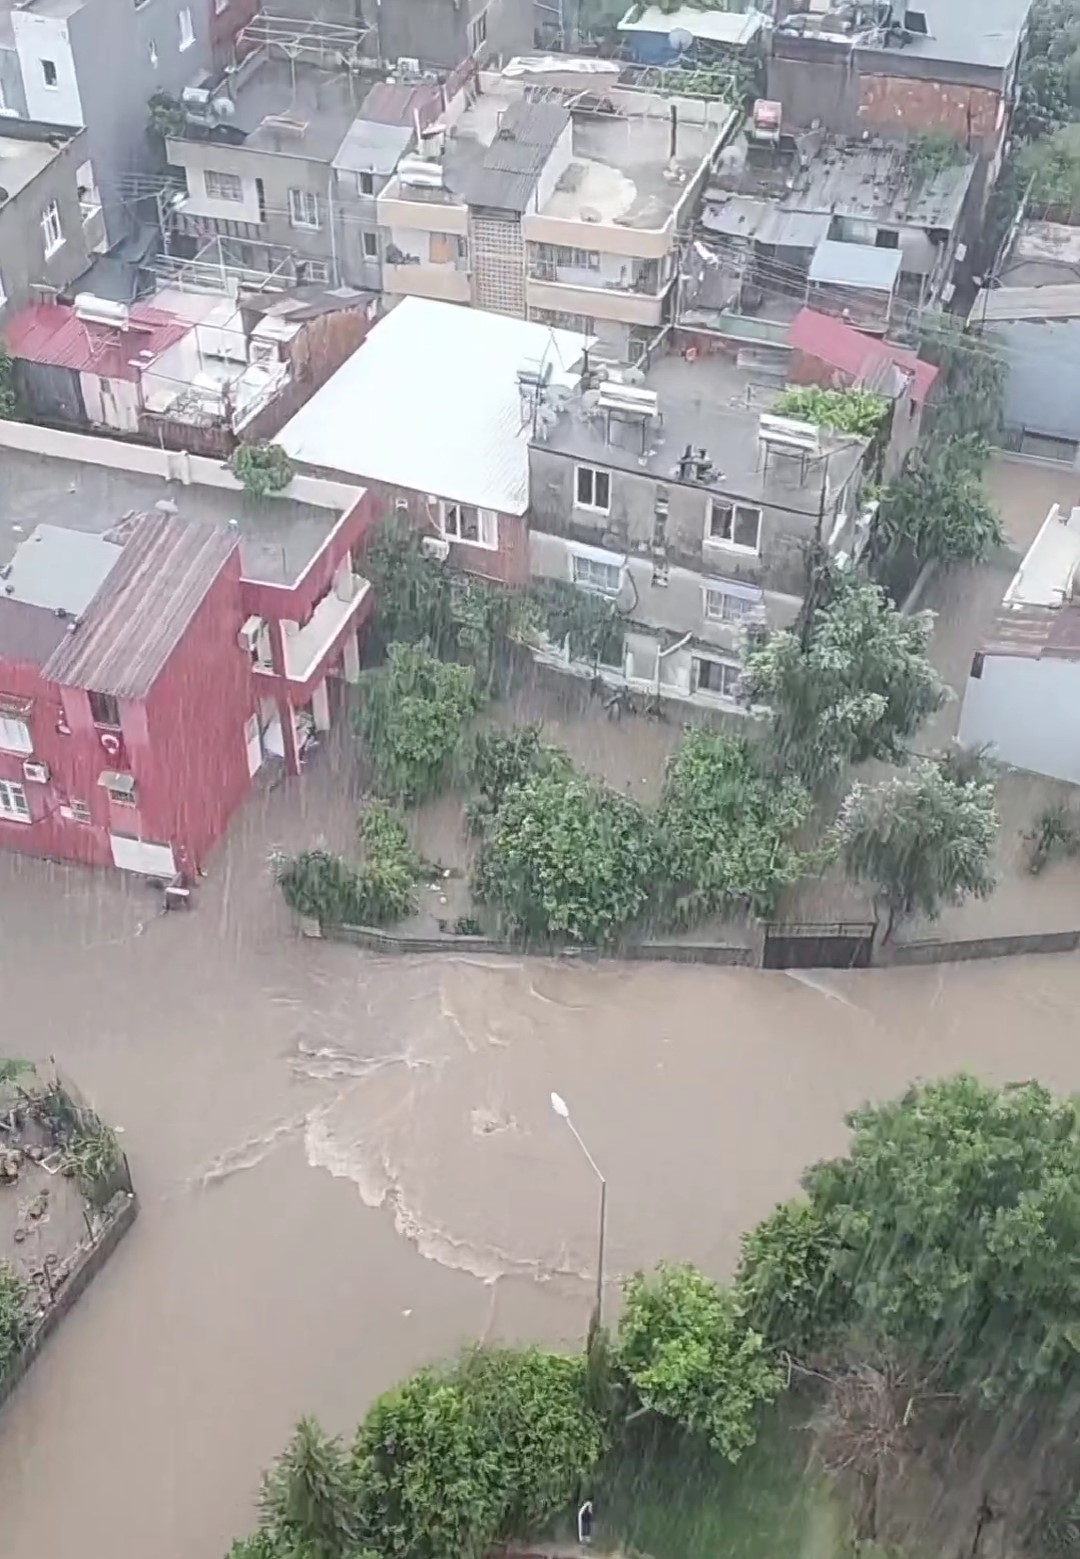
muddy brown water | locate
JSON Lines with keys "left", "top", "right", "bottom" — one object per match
{"left": 2, "top": 782, "right": 1080, "bottom": 1559}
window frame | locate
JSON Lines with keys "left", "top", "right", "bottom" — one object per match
{"left": 361, "top": 229, "right": 379, "bottom": 259}
{"left": 41, "top": 200, "right": 64, "bottom": 258}
{"left": 707, "top": 499, "right": 762, "bottom": 555}
{"left": 692, "top": 654, "right": 741, "bottom": 702}
{"left": 0, "top": 779, "right": 30, "bottom": 823}
{"left": 88, "top": 689, "right": 121, "bottom": 729}
{"left": 571, "top": 552, "right": 623, "bottom": 597}
{"left": 438, "top": 501, "right": 498, "bottom": 551}
{"left": 178, "top": 6, "right": 195, "bottom": 48}
{"left": 574, "top": 464, "right": 612, "bottom": 515}
{"left": 288, "top": 187, "right": 321, "bottom": 231}
{"left": 41, "top": 58, "right": 58, "bottom": 89}
{"left": 204, "top": 169, "right": 243, "bottom": 204}
{"left": 69, "top": 799, "right": 92, "bottom": 824}
{"left": 357, "top": 170, "right": 375, "bottom": 196}
{"left": 0, "top": 714, "right": 32, "bottom": 754}
{"left": 703, "top": 585, "right": 756, "bottom": 625}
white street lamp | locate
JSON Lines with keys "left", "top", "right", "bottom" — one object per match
{"left": 550, "top": 1090, "right": 607, "bottom": 1326}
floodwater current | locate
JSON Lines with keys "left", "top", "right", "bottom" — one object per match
{"left": 1, "top": 821, "right": 1079, "bottom": 1559}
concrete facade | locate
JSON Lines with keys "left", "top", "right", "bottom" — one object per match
{"left": 0, "top": 122, "right": 103, "bottom": 318}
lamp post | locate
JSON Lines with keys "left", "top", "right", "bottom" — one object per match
{"left": 550, "top": 1090, "right": 606, "bottom": 1328}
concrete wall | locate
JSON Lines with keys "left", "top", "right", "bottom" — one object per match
{"left": 0, "top": 1192, "right": 137, "bottom": 1416}
{"left": 364, "top": 0, "right": 533, "bottom": 69}
{"left": 0, "top": 132, "right": 95, "bottom": 317}
{"left": 528, "top": 443, "right": 827, "bottom": 598}
{"left": 958, "top": 652, "right": 1080, "bottom": 785}
{"left": 993, "top": 319, "right": 1080, "bottom": 447}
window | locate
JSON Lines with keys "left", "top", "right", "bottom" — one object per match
{"left": 0, "top": 714, "right": 31, "bottom": 753}
{"left": 89, "top": 690, "right": 121, "bottom": 728}
{"left": 41, "top": 59, "right": 58, "bottom": 88}
{"left": 178, "top": 6, "right": 195, "bottom": 48}
{"left": 69, "top": 799, "right": 92, "bottom": 824}
{"left": 708, "top": 500, "right": 761, "bottom": 553}
{"left": 99, "top": 770, "right": 136, "bottom": 806}
{"left": 439, "top": 502, "right": 498, "bottom": 550}
{"left": 288, "top": 188, "right": 320, "bottom": 230}
{"left": 362, "top": 229, "right": 379, "bottom": 259}
{"left": 572, "top": 553, "right": 622, "bottom": 596}
{"left": 692, "top": 655, "right": 741, "bottom": 701}
{"left": 575, "top": 465, "right": 611, "bottom": 514}
{"left": 0, "top": 780, "right": 30, "bottom": 823}
{"left": 357, "top": 170, "right": 375, "bottom": 196}
{"left": 41, "top": 200, "right": 64, "bottom": 258}
{"left": 469, "top": 6, "right": 488, "bottom": 52}
{"left": 703, "top": 586, "right": 756, "bottom": 624}
{"left": 305, "top": 259, "right": 330, "bottom": 283}
{"left": 875, "top": 228, "right": 900, "bottom": 249}
{"left": 205, "top": 169, "right": 243, "bottom": 203}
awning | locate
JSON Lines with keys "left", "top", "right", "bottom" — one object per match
{"left": 98, "top": 770, "right": 135, "bottom": 795}
{"left": 704, "top": 576, "right": 763, "bottom": 603}
{"left": 808, "top": 239, "right": 902, "bottom": 293}
{"left": 0, "top": 693, "right": 33, "bottom": 718}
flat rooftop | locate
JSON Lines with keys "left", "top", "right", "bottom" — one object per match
{"left": 179, "top": 55, "right": 378, "bottom": 163}
{"left": 536, "top": 350, "right": 867, "bottom": 512}
{"left": 705, "top": 132, "right": 976, "bottom": 237}
{"left": 545, "top": 112, "right": 721, "bottom": 230}
{"left": 983, "top": 506, "right": 1080, "bottom": 660}
{"left": 0, "top": 134, "right": 66, "bottom": 202}
{"left": 0, "top": 452, "right": 342, "bottom": 584}
{"left": 774, "top": 0, "right": 1032, "bottom": 73}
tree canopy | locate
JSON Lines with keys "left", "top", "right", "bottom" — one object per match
{"left": 837, "top": 761, "right": 998, "bottom": 936}
{"left": 616, "top": 1264, "right": 781, "bottom": 1462}
{"left": 738, "top": 1076, "right": 1080, "bottom": 1405}
{"left": 357, "top": 642, "right": 481, "bottom": 803}
{"left": 741, "top": 570, "right": 946, "bottom": 785}
{"left": 774, "top": 386, "right": 887, "bottom": 437}
{"left": 876, "top": 437, "right": 1004, "bottom": 565}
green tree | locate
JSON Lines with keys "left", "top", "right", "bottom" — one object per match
{"left": 358, "top": 642, "right": 481, "bottom": 803}
{"left": 260, "top": 1418, "right": 357, "bottom": 1559}
{"left": 770, "top": 1077, "right": 1080, "bottom": 1403}
{"left": 615, "top": 1264, "right": 781, "bottom": 1462}
{"left": 351, "top": 1347, "right": 605, "bottom": 1559}
{"left": 352, "top": 801, "right": 422, "bottom": 925}
{"left": 0, "top": 1262, "right": 29, "bottom": 1379}
{"left": 836, "top": 761, "right": 997, "bottom": 938}
{"left": 655, "top": 730, "right": 811, "bottom": 925}
{"left": 876, "top": 437, "right": 1004, "bottom": 565}
{"left": 917, "top": 319, "right": 1005, "bottom": 445}
{"left": 230, "top": 441, "right": 296, "bottom": 498}
{"left": 774, "top": 386, "right": 887, "bottom": 437}
{"left": 274, "top": 849, "right": 361, "bottom": 925}
{"left": 472, "top": 770, "right": 657, "bottom": 943}
{"left": 741, "top": 570, "right": 945, "bottom": 786}
{"left": 466, "top": 724, "right": 570, "bottom": 831}
{"left": 737, "top": 1199, "right": 848, "bottom": 1361}
{"left": 365, "top": 519, "right": 456, "bottom": 657}
{"left": 0, "top": 347, "right": 18, "bottom": 419}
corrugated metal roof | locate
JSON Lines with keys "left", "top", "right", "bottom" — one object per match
{"left": 275, "top": 296, "right": 594, "bottom": 516}
{"left": 359, "top": 80, "right": 443, "bottom": 129}
{"left": 5, "top": 303, "right": 189, "bottom": 381}
{"left": 786, "top": 307, "right": 938, "bottom": 403}
{"left": 969, "top": 284, "right": 1080, "bottom": 323}
{"left": 618, "top": 3, "right": 763, "bottom": 43}
{"left": 45, "top": 516, "right": 239, "bottom": 699}
{"left": 809, "top": 239, "right": 901, "bottom": 293}
{"left": 455, "top": 99, "right": 570, "bottom": 213}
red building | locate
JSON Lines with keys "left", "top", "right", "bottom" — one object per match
{"left": 0, "top": 451, "right": 377, "bottom": 878}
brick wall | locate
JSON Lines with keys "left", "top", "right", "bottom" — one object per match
{"left": 857, "top": 75, "right": 1003, "bottom": 146}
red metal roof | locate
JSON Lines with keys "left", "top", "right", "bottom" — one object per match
{"left": 786, "top": 307, "right": 938, "bottom": 405}
{"left": 5, "top": 302, "right": 190, "bottom": 382}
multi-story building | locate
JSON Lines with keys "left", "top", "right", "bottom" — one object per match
{"left": 0, "top": 420, "right": 379, "bottom": 875}
{"left": 360, "top": 0, "right": 533, "bottom": 71}
{"left": 0, "top": 0, "right": 252, "bottom": 242}
{"left": 767, "top": 0, "right": 1032, "bottom": 200}
{"left": 377, "top": 61, "right": 736, "bottom": 359}
{"left": 0, "top": 119, "right": 105, "bottom": 317}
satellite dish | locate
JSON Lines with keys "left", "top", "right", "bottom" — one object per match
{"left": 668, "top": 26, "right": 694, "bottom": 50}
{"left": 211, "top": 97, "right": 236, "bottom": 118}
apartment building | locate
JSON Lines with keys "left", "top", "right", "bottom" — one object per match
{"left": 377, "top": 61, "right": 736, "bottom": 359}
{"left": 0, "top": 421, "right": 379, "bottom": 879}
{"left": 526, "top": 349, "right": 869, "bottom": 710}
{"left": 360, "top": 0, "right": 533, "bottom": 69}
{"left": 0, "top": 0, "right": 248, "bottom": 243}
{"left": 0, "top": 120, "right": 105, "bottom": 317}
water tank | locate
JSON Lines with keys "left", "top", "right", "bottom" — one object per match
{"left": 73, "top": 294, "right": 131, "bottom": 330}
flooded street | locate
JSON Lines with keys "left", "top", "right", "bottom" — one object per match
{"left": 2, "top": 773, "right": 1080, "bottom": 1559}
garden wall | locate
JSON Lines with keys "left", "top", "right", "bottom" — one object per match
{"left": 0, "top": 1190, "right": 138, "bottom": 1415}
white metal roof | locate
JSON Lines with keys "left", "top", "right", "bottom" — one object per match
{"left": 968, "top": 284, "right": 1080, "bottom": 324}
{"left": 618, "top": 4, "right": 764, "bottom": 44}
{"left": 274, "top": 299, "right": 594, "bottom": 515}
{"left": 809, "top": 239, "right": 901, "bottom": 293}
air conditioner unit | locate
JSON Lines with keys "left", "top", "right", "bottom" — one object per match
{"left": 420, "top": 536, "right": 450, "bottom": 562}
{"left": 22, "top": 759, "right": 49, "bottom": 783}
{"left": 238, "top": 615, "right": 264, "bottom": 653}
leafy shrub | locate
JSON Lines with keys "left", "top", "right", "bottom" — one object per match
{"left": 774, "top": 386, "right": 887, "bottom": 437}
{"left": 466, "top": 724, "right": 570, "bottom": 832}
{"left": 357, "top": 642, "right": 481, "bottom": 803}
{"left": 1024, "top": 801, "right": 1080, "bottom": 874}
{"left": 615, "top": 1264, "right": 781, "bottom": 1462}
{"left": 0, "top": 1263, "right": 29, "bottom": 1379}
{"left": 473, "top": 771, "right": 657, "bottom": 944}
{"left": 656, "top": 730, "right": 810, "bottom": 925}
{"left": 275, "top": 849, "right": 361, "bottom": 924}
{"left": 353, "top": 801, "right": 420, "bottom": 924}
{"left": 230, "top": 441, "right": 295, "bottom": 498}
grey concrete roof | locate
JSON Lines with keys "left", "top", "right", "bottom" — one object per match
{"left": 0, "top": 451, "right": 340, "bottom": 584}
{"left": 992, "top": 317, "right": 1080, "bottom": 444}
{"left": 189, "top": 58, "right": 378, "bottom": 165}
{"left": 1, "top": 526, "right": 120, "bottom": 615}
{"left": 880, "top": 0, "right": 1032, "bottom": 71}
{"left": 969, "top": 284, "right": 1080, "bottom": 323}
{"left": 809, "top": 239, "right": 902, "bottom": 292}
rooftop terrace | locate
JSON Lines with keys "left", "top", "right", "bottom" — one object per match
{"left": 0, "top": 450, "right": 345, "bottom": 584}
{"left": 177, "top": 54, "right": 378, "bottom": 163}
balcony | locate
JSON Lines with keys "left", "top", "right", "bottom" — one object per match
{"left": 382, "top": 261, "right": 471, "bottom": 304}
{"left": 276, "top": 572, "right": 371, "bottom": 685}
{"left": 525, "top": 276, "right": 666, "bottom": 327}
{"left": 80, "top": 200, "right": 107, "bottom": 255}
